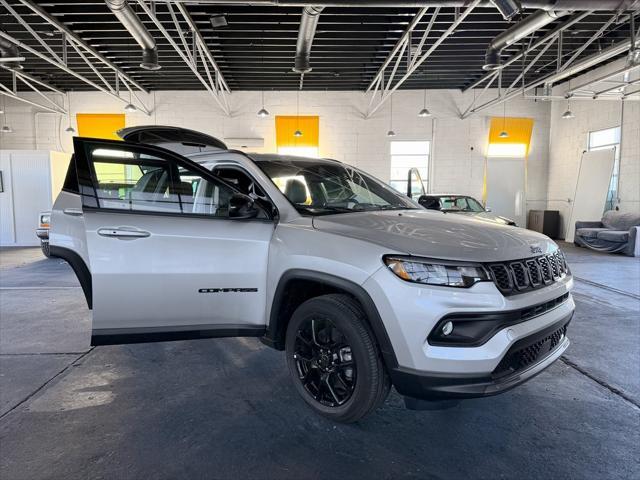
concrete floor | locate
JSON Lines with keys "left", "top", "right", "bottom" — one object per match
{"left": 0, "top": 245, "right": 638, "bottom": 479}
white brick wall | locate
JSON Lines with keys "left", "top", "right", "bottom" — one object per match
{"left": 0, "top": 88, "right": 551, "bottom": 217}
{"left": 548, "top": 57, "right": 640, "bottom": 236}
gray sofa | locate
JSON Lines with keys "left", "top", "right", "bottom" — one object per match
{"left": 575, "top": 210, "right": 640, "bottom": 256}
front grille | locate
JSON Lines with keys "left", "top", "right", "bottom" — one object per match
{"left": 493, "top": 322, "right": 568, "bottom": 379}
{"left": 487, "top": 250, "right": 568, "bottom": 296}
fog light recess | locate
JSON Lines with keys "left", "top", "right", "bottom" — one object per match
{"left": 442, "top": 321, "right": 453, "bottom": 336}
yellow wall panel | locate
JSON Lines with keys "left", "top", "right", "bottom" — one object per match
{"left": 276, "top": 116, "right": 319, "bottom": 148}
{"left": 488, "top": 117, "right": 534, "bottom": 154}
{"left": 76, "top": 113, "right": 125, "bottom": 140}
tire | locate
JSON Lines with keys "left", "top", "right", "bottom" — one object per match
{"left": 285, "top": 293, "right": 390, "bottom": 423}
{"left": 41, "top": 240, "right": 51, "bottom": 258}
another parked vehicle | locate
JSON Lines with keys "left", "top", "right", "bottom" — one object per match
{"left": 418, "top": 194, "right": 518, "bottom": 226}
{"left": 36, "top": 211, "right": 51, "bottom": 257}
{"left": 49, "top": 126, "right": 574, "bottom": 422}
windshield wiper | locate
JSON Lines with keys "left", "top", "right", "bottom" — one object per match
{"left": 295, "top": 205, "right": 353, "bottom": 214}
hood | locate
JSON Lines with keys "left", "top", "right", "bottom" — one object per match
{"left": 312, "top": 209, "right": 555, "bottom": 263}
{"left": 453, "top": 211, "right": 516, "bottom": 226}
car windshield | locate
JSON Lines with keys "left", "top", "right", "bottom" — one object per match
{"left": 255, "top": 158, "right": 419, "bottom": 215}
{"left": 439, "top": 196, "right": 485, "bottom": 213}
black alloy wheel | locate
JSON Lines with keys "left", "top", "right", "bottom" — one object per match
{"left": 293, "top": 317, "right": 356, "bottom": 407}
{"left": 285, "top": 294, "right": 390, "bottom": 423}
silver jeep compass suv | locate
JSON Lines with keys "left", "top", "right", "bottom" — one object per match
{"left": 49, "top": 126, "right": 573, "bottom": 422}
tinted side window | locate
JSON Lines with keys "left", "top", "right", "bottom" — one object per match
{"left": 63, "top": 155, "right": 80, "bottom": 193}
{"left": 84, "top": 145, "right": 236, "bottom": 218}
{"left": 177, "top": 164, "right": 233, "bottom": 217}
{"left": 91, "top": 148, "right": 181, "bottom": 213}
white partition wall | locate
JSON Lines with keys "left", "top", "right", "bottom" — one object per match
{"left": 565, "top": 148, "right": 616, "bottom": 243}
{"left": 0, "top": 150, "right": 71, "bottom": 246}
{"left": 486, "top": 157, "right": 526, "bottom": 227}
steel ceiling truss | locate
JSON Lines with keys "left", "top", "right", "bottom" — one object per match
{"left": 0, "top": 0, "right": 152, "bottom": 115}
{"left": 460, "top": 13, "right": 639, "bottom": 118}
{"left": 365, "top": 0, "right": 481, "bottom": 118}
{"left": 566, "top": 64, "right": 640, "bottom": 100}
{"left": 134, "top": 0, "right": 231, "bottom": 116}
{"left": 0, "top": 67, "right": 66, "bottom": 114}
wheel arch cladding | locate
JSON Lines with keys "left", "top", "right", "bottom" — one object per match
{"left": 262, "top": 269, "right": 398, "bottom": 371}
{"left": 49, "top": 245, "right": 92, "bottom": 309}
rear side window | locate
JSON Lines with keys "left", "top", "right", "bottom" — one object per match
{"left": 63, "top": 155, "right": 80, "bottom": 193}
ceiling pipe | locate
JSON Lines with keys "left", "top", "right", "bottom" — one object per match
{"left": 293, "top": 5, "right": 324, "bottom": 73}
{"left": 169, "top": 1, "right": 639, "bottom": 10}
{"left": 483, "top": 9, "right": 570, "bottom": 70}
{"left": 105, "top": 0, "right": 161, "bottom": 71}
{"left": 0, "top": 33, "right": 22, "bottom": 69}
{"left": 463, "top": 33, "right": 640, "bottom": 117}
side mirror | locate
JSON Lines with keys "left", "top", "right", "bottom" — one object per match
{"left": 485, "top": 206, "right": 492, "bottom": 212}
{"left": 418, "top": 195, "right": 439, "bottom": 210}
{"left": 229, "top": 193, "right": 258, "bottom": 219}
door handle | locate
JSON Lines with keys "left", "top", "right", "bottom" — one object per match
{"left": 97, "top": 228, "right": 150, "bottom": 239}
{"left": 63, "top": 208, "right": 83, "bottom": 216}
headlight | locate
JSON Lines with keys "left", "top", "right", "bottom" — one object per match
{"left": 39, "top": 214, "right": 51, "bottom": 228}
{"left": 383, "top": 256, "right": 490, "bottom": 288}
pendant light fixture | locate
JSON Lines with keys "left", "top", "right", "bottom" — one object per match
{"left": 418, "top": 89, "right": 431, "bottom": 117}
{"left": 498, "top": 101, "right": 508, "bottom": 138}
{"left": 562, "top": 80, "right": 574, "bottom": 119}
{"left": 561, "top": 98, "right": 575, "bottom": 119}
{"left": 257, "top": 36, "right": 270, "bottom": 118}
{"left": 124, "top": 40, "right": 137, "bottom": 112}
{"left": 0, "top": 97, "right": 11, "bottom": 133}
{"left": 294, "top": 90, "right": 302, "bottom": 137}
{"left": 65, "top": 92, "right": 75, "bottom": 133}
{"left": 257, "top": 90, "right": 270, "bottom": 117}
{"left": 387, "top": 94, "right": 396, "bottom": 137}
{"left": 124, "top": 88, "right": 137, "bottom": 113}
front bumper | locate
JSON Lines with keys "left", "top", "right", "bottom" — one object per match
{"left": 363, "top": 265, "right": 575, "bottom": 401}
{"left": 36, "top": 228, "right": 49, "bottom": 240}
{"left": 389, "top": 313, "right": 571, "bottom": 400}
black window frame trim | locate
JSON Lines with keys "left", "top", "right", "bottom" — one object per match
{"left": 72, "top": 136, "right": 275, "bottom": 222}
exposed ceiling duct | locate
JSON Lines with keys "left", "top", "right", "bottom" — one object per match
{"left": 0, "top": 34, "right": 22, "bottom": 69}
{"left": 293, "top": 5, "right": 324, "bottom": 73}
{"left": 483, "top": 9, "right": 570, "bottom": 70}
{"left": 105, "top": 0, "right": 161, "bottom": 71}
{"left": 175, "top": 1, "right": 639, "bottom": 10}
